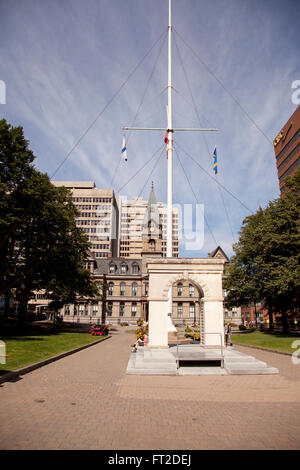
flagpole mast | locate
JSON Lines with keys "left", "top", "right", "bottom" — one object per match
{"left": 166, "top": 0, "right": 176, "bottom": 331}
{"left": 167, "top": 0, "right": 173, "bottom": 258}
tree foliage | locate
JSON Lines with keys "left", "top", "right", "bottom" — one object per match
{"left": 0, "top": 119, "right": 97, "bottom": 324}
{"left": 224, "top": 167, "right": 300, "bottom": 331}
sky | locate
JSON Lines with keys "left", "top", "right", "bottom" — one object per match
{"left": 1, "top": 0, "right": 299, "bottom": 258}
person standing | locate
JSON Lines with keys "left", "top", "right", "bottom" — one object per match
{"left": 225, "top": 322, "right": 232, "bottom": 347}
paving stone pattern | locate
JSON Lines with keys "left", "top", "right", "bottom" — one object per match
{"left": 0, "top": 328, "right": 299, "bottom": 450}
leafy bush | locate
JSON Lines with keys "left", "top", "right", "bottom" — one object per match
{"left": 239, "top": 324, "right": 247, "bottom": 331}
{"left": 135, "top": 323, "right": 148, "bottom": 340}
{"left": 184, "top": 325, "right": 192, "bottom": 338}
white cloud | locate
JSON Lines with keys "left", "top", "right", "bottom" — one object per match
{"left": 1, "top": 0, "right": 299, "bottom": 258}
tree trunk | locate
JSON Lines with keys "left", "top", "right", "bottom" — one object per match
{"left": 281, "top": 309, "right": 289, "bottom": 333}
{"left": 268, "top": 308, "right": 274, "bottom": 331}
{"left": 17, "top": 299, "right": 28, "bottom": 328}
{"left": 4, "top": 291, "right": 10, "bottom": 319}
{"left": 52, "top": 310, "right": 56, "bottom": 331}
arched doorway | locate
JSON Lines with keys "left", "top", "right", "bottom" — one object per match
{"left": 172, "top": 279, "right": 204, "bottom": 339}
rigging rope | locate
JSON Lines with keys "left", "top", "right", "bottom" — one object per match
{"left": 174, "top": 33, "right": 236, "bottom": 245}
{"left": 173, "top": 28, "right": 272, "bottom": 145}
{"left": 110, "top": 31, "right": 167, "bottom": 188}
{"left": 174, "top": 146, "right": 218, "bottom": 247}
{"left": 115, "top": 144, "right": 165, "bottom": 195}
{"left": 174, "top": 140, "right": 254, "bottom": 214}
{"left": 138, "top": 147, "right": 165, "bottom": 198}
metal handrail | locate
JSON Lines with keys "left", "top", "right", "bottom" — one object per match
{"left": 175, "top": 331, "right": 225, "bottom": 368}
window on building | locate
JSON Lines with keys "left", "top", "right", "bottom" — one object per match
{"left": 131, "top": 302, "right": 137, "bottom": 317}
{"left": 108, "top": 282, "right": 114, "bottom": 296}
{"left": 120, "top": 302, "right": 125, "bottom": 317}
{"left": 109, "top": 263, "right": 116, "bottom": 273}
{"left": 145, "top": 282, "right": 149, "bottom": 296}
{"left": 224, "top": 309, "right": 229, "bottom": 318}
{"left": 177, "top": 302, "right": 183, "bottom": 318}
{"left": 92, "top": 304, "right": 98, "bottom": 315}
{"left": 189, "top": 302, "right": 195, "bottom": 318}
{"left": 121, "top": 264, "right": 127, "bottom": 274}
{"left": 65, "top": 305, "right": 70, "bottom": 315}
{"left": 107, "top": 302, "right": 113, "bottom": 316}
{"left": 177, "top": 283, "right": 183, "bottom": 296}
{"left": 232, "top": 307, "right": 238, "bottom": 318}
{"left": 132, "top": 282, "right": 138, "bottom": 297}
{"left": 120, "top": 282, "right": 126, "bottom": 296}
{"left": 149, "top": 239, "right": 155, "bottom": 251}
{"left": 79, "top": 303, "right": 85, "bottom": 316}
{"left": 132, "top": 264, "right": 138, "bottom": 274}
{"left": 189, "top": 284, "right": 194, "bottom": 297}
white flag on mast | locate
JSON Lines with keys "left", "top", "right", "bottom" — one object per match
{"left": 121, "top": 135, "right": 128, "bottom": 161}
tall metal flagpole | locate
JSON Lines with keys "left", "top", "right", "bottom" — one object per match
{"left": 167, "top": 0, "right": 173, "bottom": 259}
{"left": 166, "top": 0, "right": 176, "bottom": 331}
{"left": 122, "top": 0, "right": 218, "bottom": 334}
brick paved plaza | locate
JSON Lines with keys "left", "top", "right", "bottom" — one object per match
{"left": 0, "top": 327, "right": 299, "bottom": 450}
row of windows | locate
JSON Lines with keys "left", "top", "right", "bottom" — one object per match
{"left": 108, "top": 281, "right": 147, "bottom": 296}
{"left": 75, "top": 204, "right": 111, "bottom": 210}
{"left": 67, "top": 302, "right": 138, "bottom": 317}
{"left": 177, "top": 302, "right": 196, "bottom": 318}
{"left": 279, "top": 156, "right": 300, "bottom": 183}
{"left": 77, "top": 220, "right": 110, "bottom": 227}
{"left": 73, "top": 197, "right": 112, "bottom": 203}
{"left": 79, "top": 212, "right": 110, "bottom": 218}
{"left": 66, "top": 301, "right": 198, "bottom": 318}
{"left": 80, "top": 228, "right": 110, "bottom": 236}
{"left": 107, "top": 301, "right": 136, "bottom": 317}
{"left": 177, "top": 283, "right": 195, "bottom": 297}
{"left": 109, "top": 264, "right": 139, "bottom": 274}
{"left": 275, "top": 127, "right": 300, "bottom": 162}
{"left": 277, "top": 143, "right": 300, "bottom": 173}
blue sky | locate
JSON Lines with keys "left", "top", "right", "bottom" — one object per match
{"left": 1, "top": 0, "right": 299, "bottom": 257}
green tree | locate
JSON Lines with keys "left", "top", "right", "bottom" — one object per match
{"left": 0, "top": 119, "right": 36, "bottom": 317}
{"left": 0, "top": 119, "right": 96, "bottom": 326}
{"left": 224, "top": 167, "right": 300, "bottom": 332}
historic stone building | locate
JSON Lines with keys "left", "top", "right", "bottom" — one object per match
{"left": 59, "top": 185, "right": 229, "bottom": 328}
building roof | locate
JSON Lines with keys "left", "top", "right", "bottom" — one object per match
{"left": 208, "top": 246, "right": 229, "bottom": 262}
{"left": 95, "top": 258, "right": 142, "bottom": 276}
{"left": 52, "top": 181, "right": 96, "bottom": 189}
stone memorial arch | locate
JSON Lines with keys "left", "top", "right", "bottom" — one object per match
{"left": 147, "top": 257, "right": 226, "bottom": 348}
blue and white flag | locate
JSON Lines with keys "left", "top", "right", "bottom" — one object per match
{"left": 121, "top": 135, "right": 127, "bottom": 161}
{"left": 212, "top": 147, "right": 217, "bottom": 174}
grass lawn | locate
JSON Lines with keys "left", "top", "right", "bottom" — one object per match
{"left": 232, "top": 331, "right": 299, "bottom": 353}
{"left": 0, "top": 331, "right": 106, "bottom": 373}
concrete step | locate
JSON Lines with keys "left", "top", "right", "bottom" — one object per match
{"left": 225, "top": 360, "right": 268, "bottom": 369}
{"left": 134, "top": 361, "right": 177, "bottom": 369}
{"left": 126, "top": 367, "right": 177, "bottom": 375}
{"left": 227, "top": 367, "right": 279, "bottom": 375}
{"left": 224, "top": 356, "right": 259, "bottom": 363}
{"left": 141, "top": 350, "right": 176, "bottom": 364}
{"left": 126, "top": 348, "right": 178, "bottom": 375}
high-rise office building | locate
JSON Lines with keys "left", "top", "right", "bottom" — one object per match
{"left": 118, "top": 184, "right": 179, "bottom": 258}
{"left": 273, "top": 105, "right": 300, "bottom": 194}
{"left": 52, "top": 181, "right": 119, "bottom": 258}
